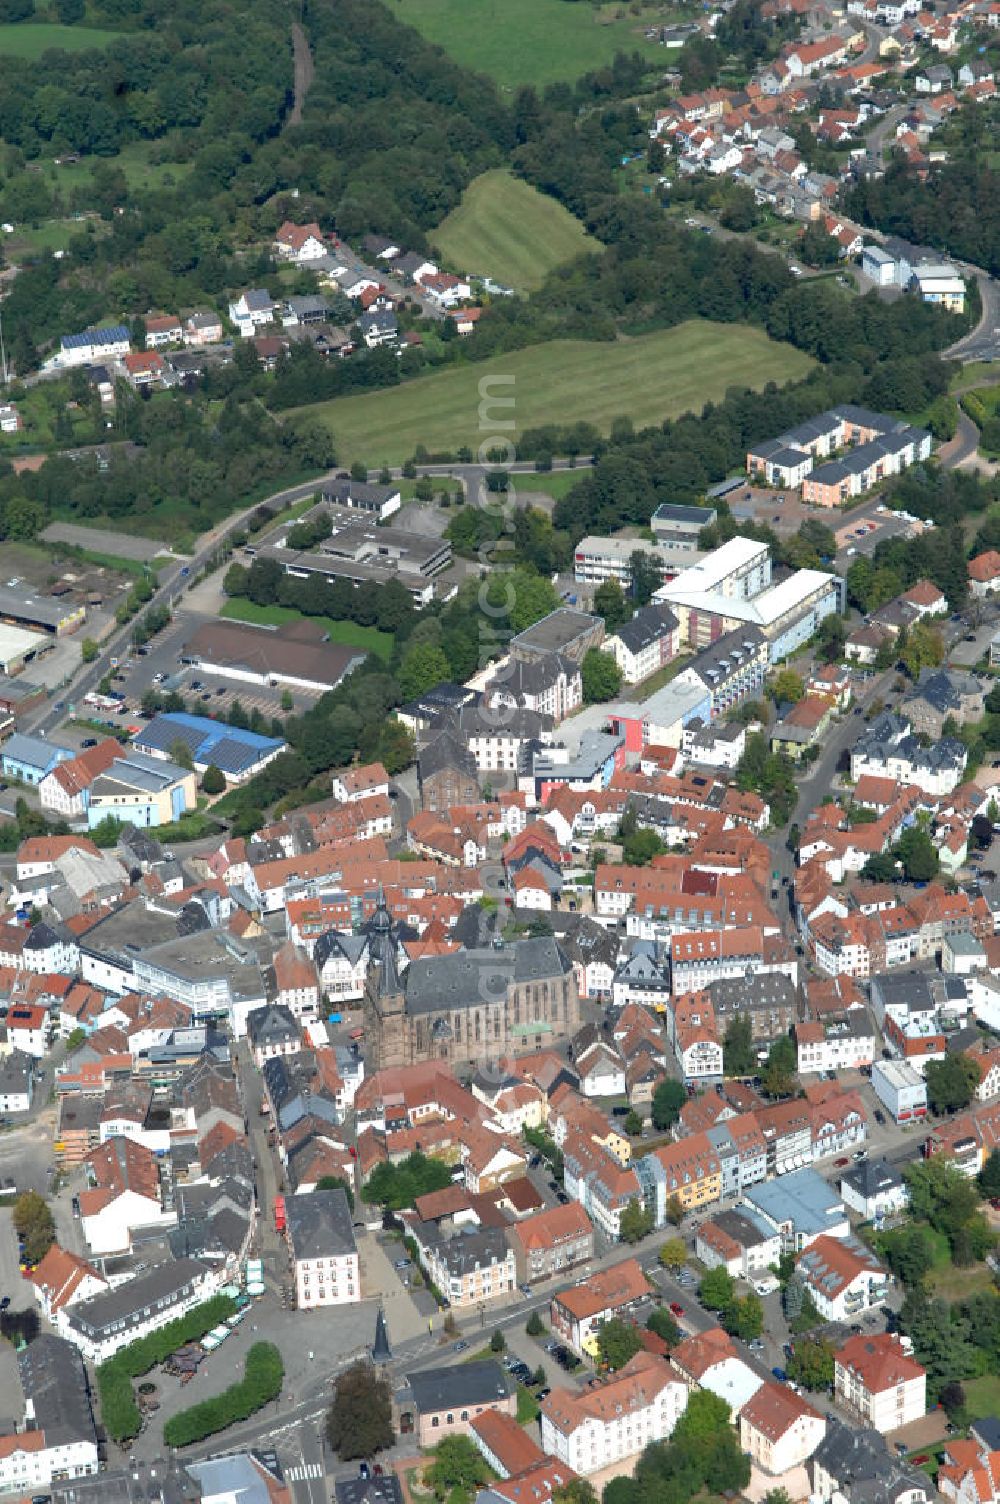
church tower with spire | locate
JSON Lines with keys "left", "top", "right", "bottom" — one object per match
{"left": 363, "top": 889, "right": 406, "bottom": 1071}
{"left": 372, "top": 1305, "right": 392, "bottom": 1364}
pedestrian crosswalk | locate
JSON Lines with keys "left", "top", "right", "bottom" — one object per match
{"left": 287, "top": 1465, "right": 323, "bottom": 1482}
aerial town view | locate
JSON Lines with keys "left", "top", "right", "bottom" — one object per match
{"left": 3, "top": 4, "right": 1000, "bottom": 1504}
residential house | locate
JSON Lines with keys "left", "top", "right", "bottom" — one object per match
{"left": 0, "top": 1049, "right": 34, "bottom": 1113}
{"left": 549, "top": 1257, "right": 650, "bottom": 1356}
{"left": 603, "top": 604, "right": 680, "bottom": 685}
{"left": 695, "top": 1207, "right": 781, "bottom": 1279}
{"left": 670, "top": 1326, "right": 765, "bottom": 1419}
{"left": 839, "top": 1157, "right": 909, "bottom": 1221}
{"left": 506, "top": 1201, "right": 595, "bottom": 1285}
{"left": 247, "top": 1004, "right": 300, "bottom": 1068}
{"left": 184, "top": 310, "right": 223, "bottom": 345}
{"left": 274, "top": 221, "right": 326, "bottom": 262}
{"left": 970, "top": 551, "right": 1000, "bottom": 598}
{"left": 834, "top": 1333, "right": 926, "bottom": 1433}
{"left": 739, "top": 1382, "right": 827, "bottom": 1475}
{"left": 228, "top": 290, "right": 276, "bottom": 336}
{"left": 0, "top": 1335, "right": 99, "bottom": 1493}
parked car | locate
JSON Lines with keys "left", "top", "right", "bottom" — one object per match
{"left": 772, "top": 1367, "right": 788, "bottom": 1383}
{"left": 669, "top": 1302, "right": 684, "bottom": 1316}
{"left": 359, "top": 1465, "right": 371, "bottom": 1481}
{"left": 834, "top": 1157, "right": 850, "bottom": 1167}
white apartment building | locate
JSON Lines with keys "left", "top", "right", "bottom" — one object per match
{"left": 573, "top": 536, "right": 701, "bottom": 588}
{"left": 795, "top": 1009, "right": 876, "bottom": 1074}
{"left": 834, "top": 1334, "right": 927, "bottom": 1434}
{"left": 330, "top": 762, "right": 390, "bottom": 803}
{"left": 669, "top": 929, "right": 766, "bottom": 995}
{"left": 540, "top": 1353, "right": 688, "bottom": 1475}
{"left": 795, "top": 1235, "right": 890, "bottom": 1323}
{"left": 0, "top": 1429, "right": 98, "bottom": 1493}
{"left": 285, "top": 1188, "right": 360, "bottom": 1310}
{"left": 681, "top": 718, "right": 746, "bottom": 769}
{"left": 63, "top": 1259, "right": 215, "bottom": 1363}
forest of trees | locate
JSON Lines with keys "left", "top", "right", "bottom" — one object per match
{"left": 0, "top": 0, "right": 978, "bottom": 558}
{"left": 847, "top": 102, "right": 1000, "bottom": 276}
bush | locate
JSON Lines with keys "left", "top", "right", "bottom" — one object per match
{"left": 163, "top": 1342, "right": 284, "bottom": 1447}
{"left": 201, "top": 764, "right": 226, "bottom": 795}
{"left": 97, "top": 1294, "right": 237, "bottom": 1442}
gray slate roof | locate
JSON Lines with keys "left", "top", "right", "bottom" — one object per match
{"left": 285, "top": 1187, "right": 356, "bottom": 1260}
{"left": 18, "top": 1333, "right": 97, "bottom": 1448}
{"left": 404, "top": 1359, "right": 512, "bottom": 1415}
{"left": 403, "top": 936, "right": 570, "bottom": 1015}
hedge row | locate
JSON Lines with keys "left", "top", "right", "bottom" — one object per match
{"left": 163, "top": 1342, "right": 284, "bottom": 1447}
{"left": 97, "top": 1294, "right": 238, "bottom": 1442}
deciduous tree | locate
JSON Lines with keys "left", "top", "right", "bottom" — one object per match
{"left": 326, "top": 1363, "right": 394, "bottom": 1459}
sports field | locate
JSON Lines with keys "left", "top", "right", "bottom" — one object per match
{"left": 433, "top": 171, "right": 601, "bottom": 292}
{"left": 300, "top": 323, "right": 815, "bottom": 468}
{"left": 395, "top": 0, "right": 662, "bottom": 87}
{"left": 0, "top": 22, "right": 121, "bottom": 55}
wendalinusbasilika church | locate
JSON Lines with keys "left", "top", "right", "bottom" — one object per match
{"left": 363, "top": 901, "right": 581, "bottom": 1072}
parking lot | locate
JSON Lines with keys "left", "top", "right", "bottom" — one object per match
{"left": 0, "top": 1208, "right": 34, "bottom": 1313}
{"left": 833, "top": 502, "right": 928, "bottom": 563}
{"left": 93, "top": 607, "right": 326, "bottom": 727}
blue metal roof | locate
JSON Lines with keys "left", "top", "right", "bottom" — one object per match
{"left": 61, "top": 325, "right": 131, "bottom": 350}
{"left": 132, "top": 713, "right": 284, "bottom": 774}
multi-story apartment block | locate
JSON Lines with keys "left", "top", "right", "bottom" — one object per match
{"left": 63, "top": 1258, "right": 214, "bottom": 1362}
{"left": 414, "top": 1222, "right": 517, "bottom": 1309}
{"left": 796, "top": 1235, "right": 889, "bottom": 1324}
{"left": 636, "top": 1133, "right": 722, "bottom": 1226}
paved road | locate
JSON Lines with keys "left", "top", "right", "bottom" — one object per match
{"left": 938, "top": 407, "right": 984, "bottom": 469}
{"left": 946, "top": 269, "right": 1000, "bottom": 363}
{"left": 22, "top": 468, "right": 354, "bottom": 739}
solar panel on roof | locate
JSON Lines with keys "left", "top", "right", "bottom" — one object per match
{"left": 61, "top": 325, "right": 130, "bottom": 350}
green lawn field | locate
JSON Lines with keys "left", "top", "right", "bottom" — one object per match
{"left": 433, "top": 171, "right": 601, "bottom": 292}
{"left": 395, "top": 0, "right": 662, "bottom": 87}
{"left": 0, "top": 22, "right": 121, "bottom": 55}
{"left": 220, "top": 599, "right": 393, "bottom": 662}
{"left": 300, "top": 322, "right": 815, "bottom": 468}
